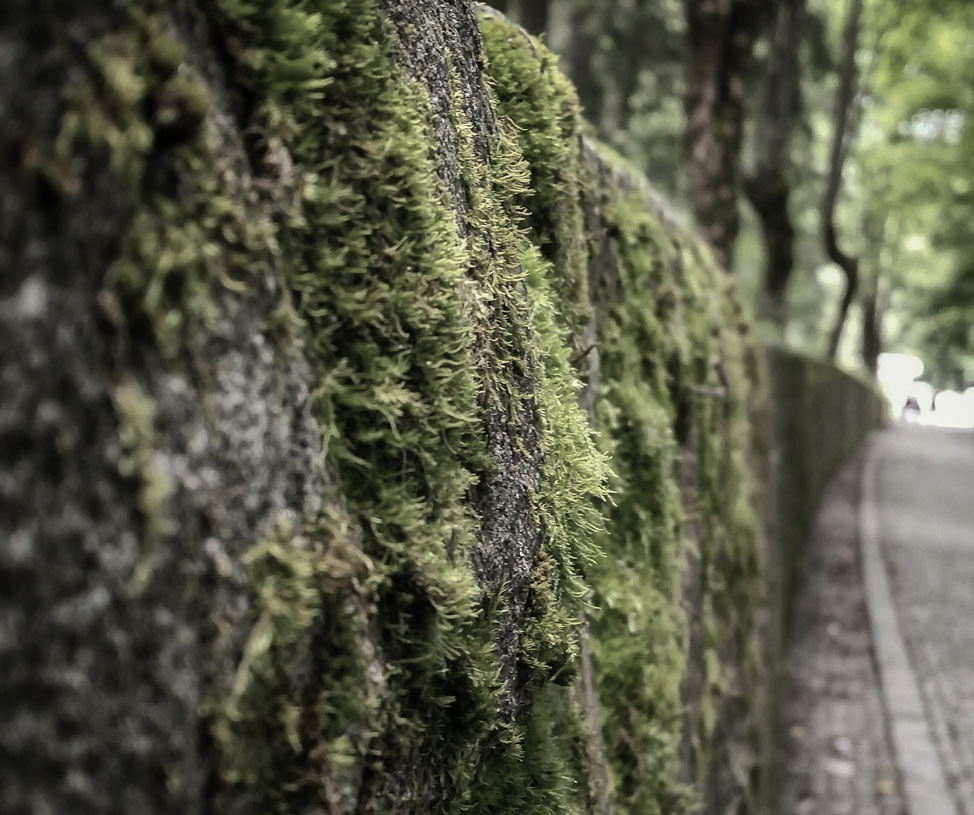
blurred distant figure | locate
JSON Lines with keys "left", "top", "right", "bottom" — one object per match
{"left": 902, "top": 395, "right": 921, "bottom": 422}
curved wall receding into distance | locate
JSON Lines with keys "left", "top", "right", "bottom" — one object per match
{"left": 0, "top": 3, "right": 888, "bottom": 814}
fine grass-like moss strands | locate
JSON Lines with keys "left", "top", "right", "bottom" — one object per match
{"left": 53, "top": 0, "right": 765, "bottom": 811}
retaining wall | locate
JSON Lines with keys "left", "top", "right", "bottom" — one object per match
{"left": 0, "top": 3, "right": 887, "bottom": 814}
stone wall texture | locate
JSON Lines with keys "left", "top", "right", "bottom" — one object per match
{"left": 0, "top": 2, "right": 888, "bottom": 814}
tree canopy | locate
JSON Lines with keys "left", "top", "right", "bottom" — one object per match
{"left": 498, "top": 0, "right": 974, "bottom": 387}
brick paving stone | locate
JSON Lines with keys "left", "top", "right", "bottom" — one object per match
{"left": 777, "top": 448, "right": 905, "bottom": 815}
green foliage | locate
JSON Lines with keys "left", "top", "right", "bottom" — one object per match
{"left": 866, "top": 0, "right": 974, "bottom": 382}
{"left": 557, "top": 0, "right": 687, "bottom": 198}
{"left": 773, "top": 0, "right": 974, "bottom": 376}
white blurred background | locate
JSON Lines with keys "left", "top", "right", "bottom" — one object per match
{"left": 877, "top": 352, "right": 974, "bottom": 429}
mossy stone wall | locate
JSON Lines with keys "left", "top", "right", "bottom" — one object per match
{"left": 754, "top": 346, "right": 889, "bottom": 813}
{"left": 765, "top": 347, "right": 890, "bottom": 592}
{"left": 1, "top": 2, "right": 885, "bottom": 815}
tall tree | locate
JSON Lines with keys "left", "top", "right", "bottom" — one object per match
{"left": 560, "top": 0, "right": 686, "bottom": 196}
{"left": 859, "top": 207, "right": 893, "bottom": 374}
{"left": 821, "top": 0, "right": 864, "bottom": 360}
{"left": 519, "top": 0, "right": 550, "bottom": 37}
{"left": 684, "top": 0, "right": 770, "bottom": 271}
{"left": 745, "top": 0, "right": 807, "bottom": 323}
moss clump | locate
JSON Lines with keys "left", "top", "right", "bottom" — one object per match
{"left": 478, "top": 17, "right": 764, "bottom": 813}
{"left": 55, "top": 7, "right": 210, "bottom": 187}
{"left": 206, "top": 0, "right": 609, "bottom": 811}
{"left": 479, "top": 16, "right": 591, "bottom": 340}
{"left": 207, "top": 1, "right": 496, "bottom": 807}
{"left": 443, "top": 48, "right": 611, "bottom": 812}
{"left": 54, "top": 4, "right": 274, "bottom": 362}
{"left": 519, "top": 552, "right": 580, "bottom": 686}
{"left": 467, "top": 682, "right": 591, "bottom": 815}
{"left": 447, "top": 71, "right": 609, "bottom": 610}
{"left": 693, "top": 271, "right": 763, "bottom": 798}
{"left": 583, "top": 151, "right": 762, "bottom": 812}
{"left": 111, "top": 379, "right": 173, "bottom": 593}
{"left": 589, "top": 185, "right": 696, "bottom": 815}
{"left": 211, "top": 514, "right": 378, "bottom": 810}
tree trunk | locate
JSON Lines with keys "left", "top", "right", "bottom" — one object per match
{"left": 825, "top": 268, "right": 858, "bottom": 359}
{"left": 745, "top": 0, "right": 807, "bottom": 325}
{"left": 564, "top": 3, "right": 604, "bottom": 127}
{"left": 684, "top": 0, "right": 770, "bottom": 271}
{"left": 748, "top": 177, "right": 795, "bottom": 325}
{"left": 859, "top": 209, "right": 897, "bottom": 375}
{"left": 859, "top": 223, "right": 882, "bottom": 375}
{"left": 821, "top": 0, "right": 864, "bottom": 360}
{"left": 861, "top": 284, "right": 881, "bottom": 374}
{"left": 519, "top": 0, "right": 550, "bottom": 37}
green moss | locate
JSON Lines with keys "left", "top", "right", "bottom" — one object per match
{"left": 468, "top": 683, "right": 591, "bottom": 815}
{"left": 588, "top": 185, "right": 695, "bottom": 815}
{"left": 519, "top": 185, "right": 611, "bottom": 606}
{"left": 211, "top": 514, "right": 377, "bottom": 808}
{"left": 58, "top": 33, "right": 153, "bottom": 185}
{"left": 205, "top": 1, "right": 608, "bottom": 812}
{"left": 453, "top": 27, "right": 612, "bottom": 719}
{"left": 70, "top": 1, "right": 770, "bottom": 812}
{"left": 478, "top": 17, "right": 764, "bottom": 813}
{"left": 207, "top": 1, "right": 496, "bottom": 806}
{"left": 52, "top": 6, "right": 268, "bottom": 363}
{"left": 110, "top": 379, "right": 173, "bottom": 593}
{"left": 106, "top": 150, "right": 268, "bottom": 361}
{"left": 56, "top": 9, "right": 209, "bottom": 189}
{"left": 577, "top": 144, "right": 763, "bottom": 811}
{"left": 519, "top": 552, "right": 580, "bottom": 686}
{"left": 479, "top": 16, "right": 591, "bottom": 340}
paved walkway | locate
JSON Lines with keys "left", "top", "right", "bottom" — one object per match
{"left": 777, "top": 445, "right": 904, "bottom": 815}
{"left": 778, "top": 425, "right": 974, "bottom": 815}
{"left": 870, "top": 427, "right": 974, "bottom": 815}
